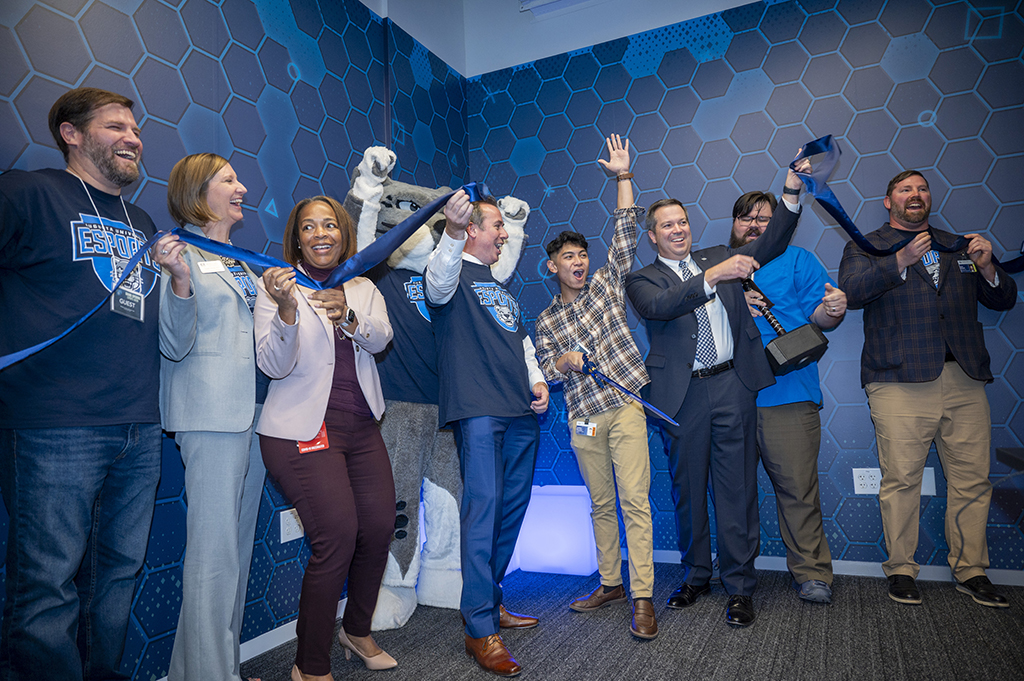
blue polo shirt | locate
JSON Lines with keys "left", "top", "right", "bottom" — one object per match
{"left": 751, "top": 246, "right": 834, "bottom": 408}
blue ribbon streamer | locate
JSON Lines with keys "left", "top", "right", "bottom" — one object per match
{"left": 793, "top": 136, "right": 1024, "bottom": 273}
{"left": 581, "top": 354, "right": 679, "bottom": 427}
{"left": 1, "top": 182, "right": 486, "bottom": 371}
{"left": 792, "top": 136, "right": 968, "bottom": 256}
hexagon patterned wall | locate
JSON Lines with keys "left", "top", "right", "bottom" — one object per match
{"left": 0, "top": 0, "right": 465, "bottom": 678}
{"left": 1, "top": 0, "right": 1023, "bottom": 679}
{"left": 473, "top": 0, "right": 1024, "bottom": 576}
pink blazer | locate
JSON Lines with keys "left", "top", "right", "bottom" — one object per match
{"left": 254, "top": 275, "right": 392, "bottom": 440}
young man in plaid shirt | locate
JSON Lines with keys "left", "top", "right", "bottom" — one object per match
{"left": 535, "top": 135, "right": 656, "bottom": 639}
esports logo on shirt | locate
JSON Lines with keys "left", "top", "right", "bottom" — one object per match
{"left": 472, "top": 281, "right": 519, "bottom": 332}
{"left": 404, "top": 275, "right": 431, "bottom": 322}
{"left": 71, "top": 213, "right": 158, "bottom": 297}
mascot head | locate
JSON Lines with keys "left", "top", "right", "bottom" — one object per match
{"left": 344, "top": 147, "right": 528, "bottom": 283}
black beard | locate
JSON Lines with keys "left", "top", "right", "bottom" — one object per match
{"left": 729, "top": 229, "right": 757, "bottom": 249}
{"left": 81, "top": 132, "right": 139, "bottom": 188}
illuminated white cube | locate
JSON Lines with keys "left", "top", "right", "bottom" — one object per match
{"left": 511, "top": 485, "right": 599, "bottom": 576}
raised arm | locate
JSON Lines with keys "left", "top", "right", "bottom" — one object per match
{"left": 425, "top": 190, "right": 471, "bottom": 305}
{"left": 599, "top": 135, "right": 645, "bottom": 282}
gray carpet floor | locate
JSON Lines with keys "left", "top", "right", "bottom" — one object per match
{"left": 240, "top": 564, "right": 1024, "bottom": 680}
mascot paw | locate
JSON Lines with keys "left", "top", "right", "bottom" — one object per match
{"left": 370, "top": 584, "right": 418, "bottom": 631}
{"left": 498, "top": 196, "right": 530, "bottom": 223}
{"left": 363, "top": 146, "right": 397, "bottom": 180}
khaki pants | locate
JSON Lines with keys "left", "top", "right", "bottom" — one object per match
{"left": 570, "top": 400, "right": 655, "bottom": 598}
{"left": 757, "top": 401, "right": 833, "bottom": 585}
{"left": 866, "top": 362, "right": 992, "bottom": 581}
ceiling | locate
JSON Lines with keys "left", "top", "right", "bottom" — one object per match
{"left": 357, "top": 0, "right": 753, "bottom": 77}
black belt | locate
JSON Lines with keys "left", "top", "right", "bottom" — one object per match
{"left": 692, "top": 360, "right": 734, "bottom": 379}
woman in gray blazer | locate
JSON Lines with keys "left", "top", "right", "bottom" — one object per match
{"left": 158, "top": 153, "right": 267, "bottom": 681}
{"left": 256, "top": 196, "right": 396, "bottom": 681}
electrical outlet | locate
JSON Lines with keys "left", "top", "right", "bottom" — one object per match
{"left": 921, "top": 467, "right": 936, "bottom": 496}
{"left": 853, "top": 468, "right": 882, "bottom": 495}
{"left": 280, "top": 508, "right": 304, "bottom": 543}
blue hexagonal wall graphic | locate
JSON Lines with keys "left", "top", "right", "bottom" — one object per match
{"left": 2, "top": 1, "right": 1024, "bottom": 679}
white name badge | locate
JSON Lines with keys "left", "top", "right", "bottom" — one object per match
{"left": 197, "top": 259, "right": 226, "bottom": 274}
{"left": 575, "top": 420, "right": 596, "bottom": 437}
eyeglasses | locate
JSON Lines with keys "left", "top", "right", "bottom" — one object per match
{"left": 737, "top": 215, "right": 771, "bottom": 226}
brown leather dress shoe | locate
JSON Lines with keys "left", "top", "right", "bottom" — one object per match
{"left": 630, "top": 599, "right": 658, "bottom": 639}
{"left": 569, "top": 584, "right": 627, "bottom": 612}
{"left": 465, "top": 633, "right": 522, "bottom": 677}
{"left": 498, "top": 604, "right": 538, "bottom": 629}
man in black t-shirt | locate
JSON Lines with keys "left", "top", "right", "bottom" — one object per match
{"left": 0, "top": 87, "right": 189, "bottom": 680}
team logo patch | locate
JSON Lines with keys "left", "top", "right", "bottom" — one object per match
{"left": 404, "top": 275, "right": 431, "bottom": 322}
{"left": 71, "top": 213, "right": 158, "bottom": 297}
{"left": 471, "top": 281, "right": 519, "bottom": 332}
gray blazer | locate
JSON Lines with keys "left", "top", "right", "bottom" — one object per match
{"left": 159, "top": 225, "right": 260, "bottom": 433}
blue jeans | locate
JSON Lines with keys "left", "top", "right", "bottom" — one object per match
{"left": 0, "top": 424, "right": 161, "bottom": 681}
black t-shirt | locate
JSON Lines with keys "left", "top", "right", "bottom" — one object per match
{"left": 428, "top": 260, "right": 532, "bottom": 426}
{"left": 372, "top": 267, "right": 440, "bottom": 405}
{"left": 0, "top": 168, "right": 161, "bottom": 428}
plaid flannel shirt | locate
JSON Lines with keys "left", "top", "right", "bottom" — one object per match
{"left": 535, "top": 206, "right": 649, "bottom": 422}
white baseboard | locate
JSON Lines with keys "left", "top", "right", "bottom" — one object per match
{"left": 651, "top": 550, "right": 1024, "bottom": 586}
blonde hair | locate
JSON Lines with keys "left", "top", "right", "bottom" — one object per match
{"left": 167, "top": 153, "right": 228, "bottom": 227}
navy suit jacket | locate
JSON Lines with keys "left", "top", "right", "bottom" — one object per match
{"left": 625, "top": 204, "right": 800, "bottom": 418}
{"left": 838, "top": 224, "right": 1016, "bottom": 387}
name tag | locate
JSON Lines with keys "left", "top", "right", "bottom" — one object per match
{"left": 957, "top": 259, "right": 977, "bottom": 273}
{"left": 574, "top": 420, "right": 596, "bottom": 437}
{"left": 197, "top": 259, "right": 226, "bottom": 274}
{"left": 297, "top": 422, "right": 329, "bottom": 453}
{"left": 110, "top": 288, "right": 144, "bottom": 322}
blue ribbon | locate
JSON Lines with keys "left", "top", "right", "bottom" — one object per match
{"left": 792, "top": 136, "right": 969, "bottom": 256}
{"left": 580, "top": 353, "right": 679, "bottom": 427}
{"left": 1, "top": 182, "right": 487, "bottom": 371}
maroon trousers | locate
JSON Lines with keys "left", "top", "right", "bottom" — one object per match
{"left": 260, "top": 408, "right": 395, "bottom": 676}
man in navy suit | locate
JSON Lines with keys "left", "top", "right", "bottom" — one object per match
{"left": 839, "top": 170, "right": 1016, "bottom": 608}
{"left": 625, "top": 160, "right": 808, "bottom": 627}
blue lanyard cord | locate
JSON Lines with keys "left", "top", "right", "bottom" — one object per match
{"left": 0, "top": 182, "right": 487, "bottom": 372}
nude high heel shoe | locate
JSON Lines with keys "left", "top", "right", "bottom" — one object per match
{"left": 337, "top": 628, "right": 398, "bottom": 670}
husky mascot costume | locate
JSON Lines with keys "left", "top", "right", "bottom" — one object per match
{"left": 343, "top": 147, "right": 529, "bottom": 629}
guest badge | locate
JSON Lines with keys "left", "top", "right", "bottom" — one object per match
{"left": 110, "top": 288, "right": 144, "bottom": 322}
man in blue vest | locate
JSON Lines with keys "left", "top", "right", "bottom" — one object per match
{"left": 425, "top": 191, "right": 548, "bottom": 677}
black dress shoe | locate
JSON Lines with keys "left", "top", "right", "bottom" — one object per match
{"left": 666, "top": 583, "right": 710, "bottom": 609}
{"left": 887, "top": 574, "right": 922, "bottom": 605}
{"left": 956, "top": 575, "right": 1009, "bottom": 608}
{"left": 725, "top": 595, "right": 756, "bottom": 627}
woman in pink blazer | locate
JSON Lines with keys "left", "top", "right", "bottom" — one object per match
{"left": 254, "top": 196, "right": 396, "bottom": 681}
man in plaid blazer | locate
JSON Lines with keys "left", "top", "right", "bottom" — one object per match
{"left": 839, "top": 170, "right": 1017, "bottom": 608}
